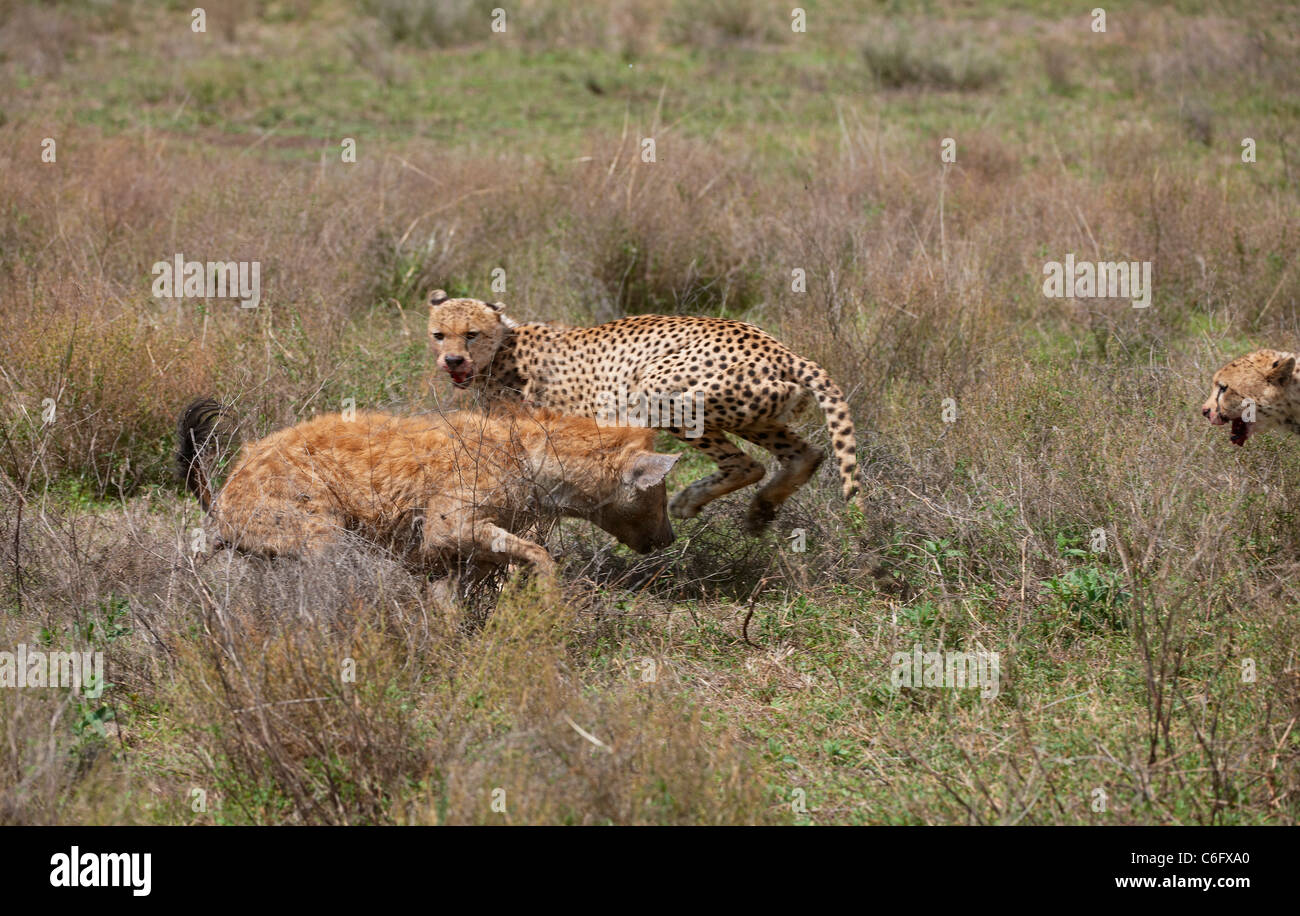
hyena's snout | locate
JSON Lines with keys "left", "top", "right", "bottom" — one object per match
{"left": 600, "top": 501, "right": 676, "bottom": 554}
{"left": 635, "top": 515, "right": 676, "bottom": 554}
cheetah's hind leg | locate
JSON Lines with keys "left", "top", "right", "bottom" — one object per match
{"left": 666, "top": 427, "right": 766, "bottom": 520}
{"left": 735, "top": 425, "right": 824, "bottom": 533}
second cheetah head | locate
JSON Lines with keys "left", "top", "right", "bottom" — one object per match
{"left": 427, "top": 290, "right": 514, "bottom": 389}
{"left": 1201, "top": 349, "right": 1298, "bottom": 446}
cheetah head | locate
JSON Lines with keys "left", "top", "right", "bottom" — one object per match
{"left": 427, "top": 290, "right": 514, "bottom": 389}
{"left": 1202, "top": 349, "right": 1297, "bottom": 446}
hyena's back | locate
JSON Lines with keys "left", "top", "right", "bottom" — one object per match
{"left": 211, "top": 412, "right": 483, "bottom": 559}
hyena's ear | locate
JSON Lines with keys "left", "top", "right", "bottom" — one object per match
{"left": 1268, "top": 355, "right": 1296, "bottom": 384}
{"left": 429, "top": 289, "right": 450, "bottom": 307}
{"left": 624, "top": 452, "right": 679, "bottom": 491}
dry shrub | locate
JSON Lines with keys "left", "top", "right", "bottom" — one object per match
{"left": 0, "top": 0, "right": 95, "bottom": 79}
{"left": 360, "top": 0, "right": 786, "bottom": 52}
{"left": 1, "top": 275, "right": 219, "bottom": 497}
{"left": 0, "top": 680, "right": 133, "bottom": 825}
{"left": 1040, "top": 38, "right": 1077, "bottom": 95}
{"left": 0, "top": 486, "right": 770, "bottom": 825}
{"left": 430, "top": 581, "right": 764, "bottom": 824}
{"left": 171, "top": 558, "right": 765, "bottom": 824}
{"left": 0, "top": 89, "right": 1295, "bottom": 508}
{"left": 2, "top": 2, "right": 1299, "bottom": 821}
{"left": 1120, "top": 9, "right": 1285, "bottom": 92}
{"left": 11, "top": 105, "right": 1297, "bottom": 499}
{"left": 862, "top": 21, "right": 1004, "bottom": 91}
{"left": 662, "top": 0, "right": 787, "bottom": 49}
{"left": 175, "top": 584, "right": 434, "bottom": 824}
{"left": 361, "top": 0, "right": 495, "bottom": 48}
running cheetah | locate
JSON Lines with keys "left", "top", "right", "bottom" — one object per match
{"left": 426, "top": 291, "right": 860, "bottom": 533}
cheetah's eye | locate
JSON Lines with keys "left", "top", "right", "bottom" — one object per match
{"left": 1219, "top": 384, "right": 1228, "bottom": 393}
{"left": 465, "top": 332, "right": 478, "bottom": 342}
{"left": 432, "top": 332, "right": 445, "bottom": 341}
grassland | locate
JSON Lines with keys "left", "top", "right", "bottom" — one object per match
{"left": 1, "top": 0, "right": 1299, "bottom": 824}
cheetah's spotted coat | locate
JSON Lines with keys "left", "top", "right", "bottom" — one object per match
{"left": 426, "top": 291, "right": 861, "bottom": 532}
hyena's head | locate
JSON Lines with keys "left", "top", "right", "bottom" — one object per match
{"left": 427, "top": 290, "right": 514, "bottom": 389}
{"left": 589, "top": 449, "right": 680, "bottom": 554}
{"left": 530, "top": 416, "right": 680, "bottom": 553}
{"left": 1202, "top": 349, "right": 1298, "bottom": 446}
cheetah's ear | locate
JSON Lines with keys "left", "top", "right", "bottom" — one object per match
{"left": 488, "top": 301, "right": 519, "bottom": 329}
{"left": 1268, "top": 355, "right": 1296, "bottom": 384}
{"left": 624, "top": 452, "right": 679, "bottom": 491}
{"left": 429, "top": 289, "right": 450, "bottom": 307}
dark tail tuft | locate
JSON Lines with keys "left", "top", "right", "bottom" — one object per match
{"left": 176, "top": 398, "right": 225, "bottom": 511}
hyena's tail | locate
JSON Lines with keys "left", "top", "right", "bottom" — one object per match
{"left": 784, "top": 359, "right": 859, "bottom": 501}
{"left": 176, "top": 398, "right": 226, "bottom": 511}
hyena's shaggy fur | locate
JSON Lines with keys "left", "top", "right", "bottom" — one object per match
{"left": 1202, "top": 349, "right": 1300, "bottom": 447}
{"left": 426, "top": 291, "right": 861, "bottom": 533}
{"left": 176, "top": 399, "right": 678, "bottom": 577}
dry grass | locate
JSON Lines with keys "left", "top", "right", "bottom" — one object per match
{"left": 1, "top": 0, "right": 1298, "bottom": 824}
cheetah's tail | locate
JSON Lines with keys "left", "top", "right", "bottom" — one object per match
{"left": 176, "top": 397, "right": 227, "bottom": 512}
{"left": 785, "top": 360, "right": 859, "bottom": 501}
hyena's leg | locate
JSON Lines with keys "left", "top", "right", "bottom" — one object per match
{"left": 667, "top": 427, "right": 766, "bottom": 519}
{"left": 734, "top": 425, "right": 825, "bottom": 533}
{"left": 480, "top": 524, "right": 556, "bottom": 575}
{"left": 422, "top": 517, "right": 556, "bottom": 577}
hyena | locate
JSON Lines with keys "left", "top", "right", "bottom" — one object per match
{"left": 426, "top": 291, "right": 861, "bottom": 532}
{"left": 176, "top": 399, "right": 679, "bottom": 578}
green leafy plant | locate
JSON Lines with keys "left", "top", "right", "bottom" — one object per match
{"left": 1041, "top": 535, "right": 1130, "bottom": 632}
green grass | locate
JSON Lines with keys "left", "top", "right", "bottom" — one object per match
{"left": 2, "top": 0, "right": 1298, "bottom": 825}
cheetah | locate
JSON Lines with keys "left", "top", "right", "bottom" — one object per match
{"left": 176, "top": 399, "right": 679, "bottom": 578}
{"left": 1202, "top": 349, "right": 1300, "bottom": 446}
{"left": 426, "top": 290, "right": 860, "bottom": 533}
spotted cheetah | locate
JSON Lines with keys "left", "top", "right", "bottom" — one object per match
{"left": 426, "top": 290, "right": 860, "bottom": 533}
{"left": 1201, "top": 349, "right": 1300, "bottom": 446}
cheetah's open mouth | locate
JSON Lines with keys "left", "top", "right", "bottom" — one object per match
{"left": 447, "top": 367, "right": 474, "bottom": 388}
{"left": 1230, "top": 416, "right": 1253, "bottom": 446}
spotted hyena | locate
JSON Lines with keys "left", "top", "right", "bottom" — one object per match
{"left": 176, "top": 399, "right": 679, "bottom": 578}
